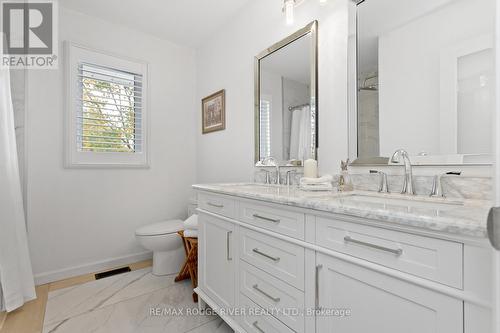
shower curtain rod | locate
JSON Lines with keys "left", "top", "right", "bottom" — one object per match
{"left": 288, "top": 103, "right": 310, "bottom": 111}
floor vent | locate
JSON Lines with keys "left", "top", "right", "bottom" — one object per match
{"left": 95, "top": 266, "right": 131, "bottom": 280}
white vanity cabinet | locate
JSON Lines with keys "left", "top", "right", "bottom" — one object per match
{"left": 199, "top": 212, "right": 237, "bottom": 309}
{"left": 195, "top": 190, "right": 492, "bottom": 333}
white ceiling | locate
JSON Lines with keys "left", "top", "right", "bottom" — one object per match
{"left": 61, "top": 0, "right": 252, "bottom": 47}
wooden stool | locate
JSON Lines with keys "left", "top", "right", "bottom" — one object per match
{"left": 175, "top": 230, "right": 198, "bottom": 302}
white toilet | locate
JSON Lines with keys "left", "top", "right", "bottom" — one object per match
{"left": 135, "top": 220, "right": 184, "bottom": 276}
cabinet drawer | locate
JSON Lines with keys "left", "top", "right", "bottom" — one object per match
{"left": 198, "top": 192, "right": 236, "bottom": 219}
{"left": 239, "top": 201, "right": 305, "bottom": 239}
{"left": 240, "top": 293, "right": 295, "bottom": 333}
{"left": 316, "top": 217, "right": 463, "bottom": 288}
{"left": 240, "top": 228, "right": 305, "bottom": 290}
{"left": 240, "top": 261, "right": 304, "bottom": 333}
{"left": 316, "top": 253, "right": 463, "bottom": 333}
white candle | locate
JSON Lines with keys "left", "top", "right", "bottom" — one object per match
{"left": 303, "top": 159, "right": 318, "bottom": 178}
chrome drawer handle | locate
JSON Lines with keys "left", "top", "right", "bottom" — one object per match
{"left": 226, "top": 231, "right": 232, "bottom": 261}
{"left": 252, "top": 321, "right": 266, "bottom": 333}
{"left": 344, "top": 236, "right": 403, "bottom": 256}
{"left": 207, "top": 202, "right": 224, "bottom": 208}
{"left": 252, "top": 248, "right": 280, "bottom": 262}
{"left": 315, "top": 264, "right": 322, "bottom": 310}
{"left": 252, "top": 214, "right": 280, "bottom": 223}
{"left": 252, "top": 284, "right": 280, "bottom": 303}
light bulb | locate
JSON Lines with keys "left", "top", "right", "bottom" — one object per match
{"left": 285, "top": 0, "right": 294, "bottom": 25}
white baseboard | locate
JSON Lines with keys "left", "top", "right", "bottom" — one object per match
{"left": 34, "top": 251, "right": 153, "bottom": 285}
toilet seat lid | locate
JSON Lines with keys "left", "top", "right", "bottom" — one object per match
{"left": 135, "top": 220, "right": 184, "bottom": 236}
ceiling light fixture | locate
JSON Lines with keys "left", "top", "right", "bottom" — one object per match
{"left": 284, "top": 0, "right": 323, "bottom": 25}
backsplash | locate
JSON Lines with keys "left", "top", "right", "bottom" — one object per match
{"left": 254, "top": 167, "right": 304, "bottom": 185}
{"left": 347, "top": 174, "right": 492, "bottom": 201}
{"left": 253, "top": 168, "right": 493, "bottom": 201}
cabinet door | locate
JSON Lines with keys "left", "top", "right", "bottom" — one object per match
{"left": 199, "top": 213, "right": 236, "bottom": 308}
{"left": 315, "top": 253, "right": 463, "bottom": 333}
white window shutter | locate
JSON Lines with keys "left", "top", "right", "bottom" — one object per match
{"left": 260, "top": 99, "right": 271, "bottom": 159}
{"left": 65, "top": 42, "right": 149, "bottom": 168}
{"left": 77, "top": 64, "right": 143, "bottom": 153}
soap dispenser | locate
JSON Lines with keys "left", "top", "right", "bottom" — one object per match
{"left": 338, "top": 159, "right": 353, "bottom": 192}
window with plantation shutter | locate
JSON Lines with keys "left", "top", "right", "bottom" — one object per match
{"left": 78, "top": 64, "right": 142, "bottom": 153}
{"left": 259, "top": 99, "right": 271, "bottom": 160}
{"left": 65, "top": 43, "right": 149, "bottom": 167}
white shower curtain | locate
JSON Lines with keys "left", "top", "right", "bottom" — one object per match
{"left": 289, "top": 106, "right": 312, "bottom": 161}
{"left": 0, "top": 66, "right": 35, "bottom": 312}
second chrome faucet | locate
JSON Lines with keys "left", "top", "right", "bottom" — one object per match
{"left": 391, "top": 149, "right": 415, "bottom": 195}
{"left": 371, "top": 150, "right": 461, "bottom": 197}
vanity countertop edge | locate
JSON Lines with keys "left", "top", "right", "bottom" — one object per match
{"left": 192, "top": 183, "right": 492, "bottom": 239}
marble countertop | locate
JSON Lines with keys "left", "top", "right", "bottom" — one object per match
{"left": 193, "top": 183, "right": 493, "bottom": 238}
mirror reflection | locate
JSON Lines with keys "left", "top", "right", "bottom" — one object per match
{"left": 356, "top": 0, "right": 494, "bottom": 164}
{"left": 256, "top": 22, "right": 317, "bottom": 165}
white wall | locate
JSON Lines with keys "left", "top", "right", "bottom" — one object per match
{"left": 26, "top": 8, "right": 197, "bottom": 283}
{"left": 195, "top": 0, "right": 349, "bottom": 182}
{"left": 378, "top": 0, "right": 494, "bottom": 157}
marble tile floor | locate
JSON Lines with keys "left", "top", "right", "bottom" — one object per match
{"left": 0, "top": 260, "right": 153, "bottom": 333}
{"left": 42, "top": 268, "right": 233, "bottom": 333}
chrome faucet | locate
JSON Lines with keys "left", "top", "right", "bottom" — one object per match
{"left": 285, "top": 170, "right": 298, "bottom": 186}
{"left": 430, "top": 171, "right": 461, "bottom": 198}
{"left": 390, "top": 149, "right": 415, "bottom": 195}
{"left": 261, "top": 156, "right": 281, "bottom": 185}
{"left": 429, "top": 175, "right": 443, "bottom": 198}
{"left": 369, "top": 170, "right": 389, "bottom": 193}
{"left": 260, "top": 169, "right": 272, "bottom": 184}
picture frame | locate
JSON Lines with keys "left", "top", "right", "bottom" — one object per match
{"left": 202, "top": 89, "right": 226, "bottom": 134}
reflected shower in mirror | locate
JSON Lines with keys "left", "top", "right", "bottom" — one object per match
{"left": 255, "top": 21, "right": 317, "bottom": 165}
{"left": 354, "top": 0, "right": 494, "bottom": 165}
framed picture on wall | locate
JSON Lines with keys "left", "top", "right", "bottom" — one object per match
{"left": 202, "top": 89, "right": 226, "bottom": 134}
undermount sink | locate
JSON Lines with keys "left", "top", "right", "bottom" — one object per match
{"left": 340, "top": 193, "right": 464, "bottom": 211}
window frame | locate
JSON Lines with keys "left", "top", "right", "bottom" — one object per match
{"left": 64, "top": 42, "right": 150, "bottom": 168}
